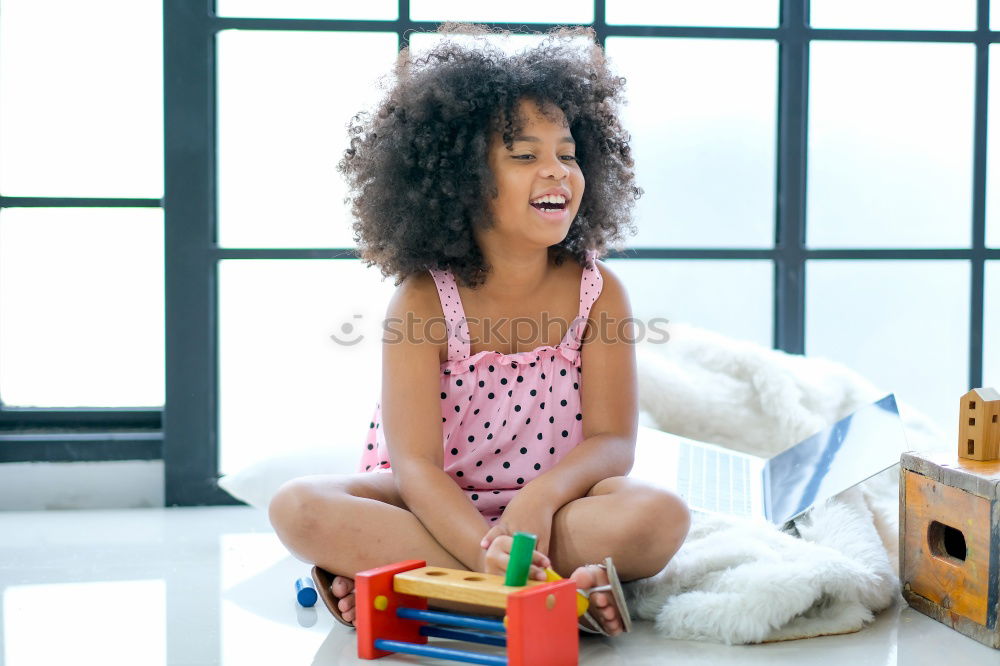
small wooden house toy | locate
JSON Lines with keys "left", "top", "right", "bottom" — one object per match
{"left": 958, "top": 387, "right": 1000, "bottom": 461}
{"left": 900, "top": 386, "right": 1000, "bottom": 649}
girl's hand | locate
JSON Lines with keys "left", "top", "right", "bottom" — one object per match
{"left": 477, "top": 530, "right": 551, "bottom": 581}
{"left": 480, "top": 486, "right": 557, "bottom": 556}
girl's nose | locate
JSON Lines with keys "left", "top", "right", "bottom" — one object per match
{"left": 538, "top": 153, "right": 570, "bottom": 179}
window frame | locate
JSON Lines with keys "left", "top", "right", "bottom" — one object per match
{"left": 2, "top": 0, "right": 996, "bottom": 505}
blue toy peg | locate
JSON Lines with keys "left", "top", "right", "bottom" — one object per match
{"left": 296, "top": 576, "right": 318, "bottom": 607}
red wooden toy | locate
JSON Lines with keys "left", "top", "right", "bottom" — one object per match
{"left": 354, "top": 559, "right": 579, "bottom": 665}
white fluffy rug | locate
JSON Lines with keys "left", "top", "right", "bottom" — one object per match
{"left": 626, "top": 322, "right": 947, "bottom": 644}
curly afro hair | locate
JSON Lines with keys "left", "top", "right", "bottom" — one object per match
{"left": 339, "top": 23, "right": 641, "bottom": 288}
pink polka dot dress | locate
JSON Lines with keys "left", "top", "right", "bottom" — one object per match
{"left": 359, "top": 249, "right": 604, "bottom": 522}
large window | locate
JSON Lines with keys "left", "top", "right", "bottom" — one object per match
{"left": 2, "top": 0, "right": 997, "bottom": 505}
{"left": 0, "top": 0, "right": 163, "bottom": 470}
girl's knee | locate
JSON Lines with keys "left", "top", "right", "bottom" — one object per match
{"left": 268, "top": 476, "right": 344, "bottom": 543}
{"left": 268, "top": 477, "right": 311, "bottom": 538}
{"left": 657, "top": 488, "right": 691, "bottom": 545}
{"left": 617, "top": 483, "right": 690, "bottom": 555}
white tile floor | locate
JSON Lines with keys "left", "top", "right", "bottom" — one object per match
{"left": 0, "top": 506, "right": 995, "bottom": 666}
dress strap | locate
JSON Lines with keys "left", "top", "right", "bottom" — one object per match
{"left": 564, "top": 249, "right": 603, "bottom": 351}
{"left": 428, "top": 268, "right": 470, "bottom": 363}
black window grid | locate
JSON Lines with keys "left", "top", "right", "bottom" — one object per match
{"left": 0, "top": 0, "right": 996, "bottom": 505}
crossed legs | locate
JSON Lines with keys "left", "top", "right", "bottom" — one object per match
{"left": 268, "top": 472, "right": 690, "bottom": 633}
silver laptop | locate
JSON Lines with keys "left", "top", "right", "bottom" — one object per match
{"left": 630, "top": 393, "right": 908, "bottom": 526}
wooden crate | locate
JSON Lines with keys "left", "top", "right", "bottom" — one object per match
{"left": 900, "top": 449, "right": 1000, "bottom": 649}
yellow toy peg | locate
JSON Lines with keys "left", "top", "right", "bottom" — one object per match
{"left": 544, "top": 567, "right": 590, "bottom": 617}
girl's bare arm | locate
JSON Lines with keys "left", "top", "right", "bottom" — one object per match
{"left": 379, "top": 275, "right": 491, "bottom": 571}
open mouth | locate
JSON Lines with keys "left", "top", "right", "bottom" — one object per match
{"left": 530, "top": 201, "right": 567, "bottom": 212}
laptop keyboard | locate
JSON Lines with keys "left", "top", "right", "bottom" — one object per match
{"left": 676, "top": 445, "right": 752, "bottom": 516}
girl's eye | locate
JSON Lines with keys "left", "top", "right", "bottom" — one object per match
{"left": 512, "top": 155, "right": 578, "bottom": 161}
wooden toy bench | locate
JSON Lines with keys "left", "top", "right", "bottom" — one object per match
{"left": 355, "top": 560, "right": 579, "bottom": 665}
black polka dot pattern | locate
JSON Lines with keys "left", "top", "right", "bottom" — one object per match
{"left": 358, "top": 249, "right": 603, "bottom": 522}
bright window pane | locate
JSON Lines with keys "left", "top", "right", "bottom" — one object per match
{"left": 216, "top": 0, "right": 396, "bottom": 20}
{"left": 606, "top": 0, "right": 778, "bottom": 27}
{"left": 0, "top": 209, "right": 164, "bottom": 408}
{"left": 806, "top": 260, "right": 969, "bottom": 435}
{"left": 607, "top": 259, "right": 772, "bottom": 348}
{"left": 409, "top": 0, "right": 593, "bottom": 24}
{"left": 986, "top": 262, "right": 1000, "bottom": 390}
{"left": 811, "top": 0, "right": 976, "bottom": 30}
{"left": 987, "top": 45, "right": 1000, "bottom": 248}
{"left": 605, "top": 38, "right": 777, "bottom": 248}
{"left": 219, "top": 260, "right": 396, "bottom": 475}
{"left": 217, "top": 31, "right": 397, "bottom": 248}
{"left": 0, "top": 0, "right": 163, "bottom": 197}
{"left": 808, "top": 42, "right": 975, "bottom": 248}
{"left": 4, "top": 581, "right": 166, "bottom": 666}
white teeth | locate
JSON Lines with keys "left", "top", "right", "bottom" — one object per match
{"left": 531, "top": 194, "right": 567, "bottom": 205}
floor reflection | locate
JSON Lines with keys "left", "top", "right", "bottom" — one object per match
{"left": 1, "top": 506, "right": 997, "bottom": 665}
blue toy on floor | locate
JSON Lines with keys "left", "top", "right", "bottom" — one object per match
{"left": 295, "top": 576, "right": 317, "bottom": 607}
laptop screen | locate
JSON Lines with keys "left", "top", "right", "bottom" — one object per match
{"left": 764, "top": 393, "right": 908, "bottom": 524}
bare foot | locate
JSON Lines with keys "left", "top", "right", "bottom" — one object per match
{"left": 331, "top": 575, "right": 357, "bottom": 625}
{"left": 570, "top": 564, "right": 624, "bottom": 636}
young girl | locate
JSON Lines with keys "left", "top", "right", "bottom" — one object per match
{"left": 269, "top": 23, "right": 690, "bottom": 637}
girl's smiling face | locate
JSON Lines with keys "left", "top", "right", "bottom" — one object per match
{"left": 483, "top": 98, "right": 585, "bottom": 251}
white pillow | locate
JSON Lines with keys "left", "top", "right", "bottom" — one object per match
{"left": 218, "top": 445, "right": 359, "bottom": 510}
